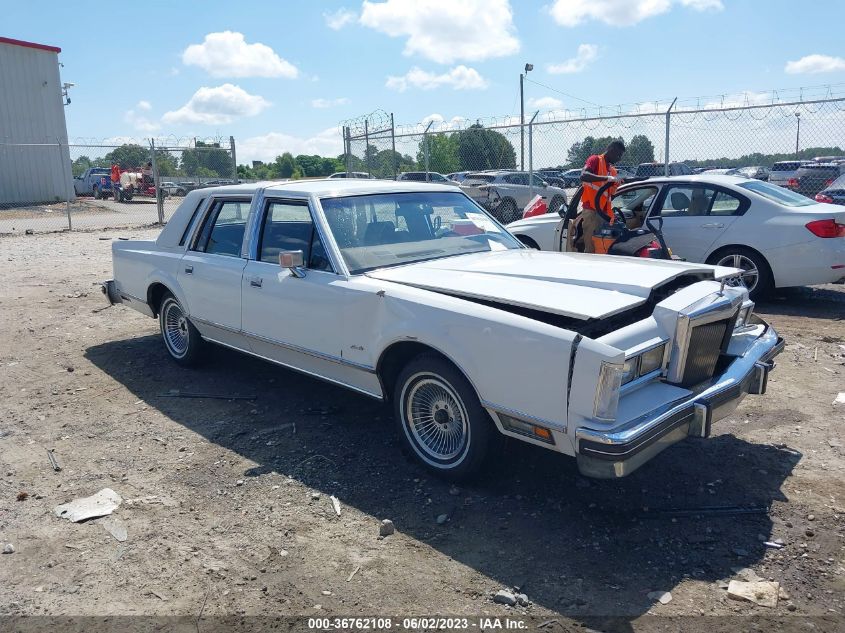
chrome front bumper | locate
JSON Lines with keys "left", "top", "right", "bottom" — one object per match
{"left": 575, "top": 323, "right": 784, "bottom": 479}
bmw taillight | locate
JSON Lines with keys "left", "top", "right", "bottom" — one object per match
{"left": 806, "top": 219, "right": 845, "bottom": 238}
{"left": 815, "top": 194, "right": 834, "bottom": 204}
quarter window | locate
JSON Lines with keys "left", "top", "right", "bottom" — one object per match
{"left": 710, "top": 191, "right": 743, "bottom": 216}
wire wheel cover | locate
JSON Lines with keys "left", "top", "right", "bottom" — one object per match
{"left": 404, "top": 375, "right": 469, "bottom": 462}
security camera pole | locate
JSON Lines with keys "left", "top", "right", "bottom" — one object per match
{"left": 520, "top": 63, "right": 533, "bottom": 171}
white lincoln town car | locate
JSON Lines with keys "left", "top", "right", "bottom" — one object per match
{"left": 103, "top": 180, "right": 783, "bottom": 480}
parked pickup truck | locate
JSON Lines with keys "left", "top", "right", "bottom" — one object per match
{"left": 103, "top": 180, "right": 783, "bottom": 480}
{"left": 73, "top": 167, "right": 113, "bottom": 199}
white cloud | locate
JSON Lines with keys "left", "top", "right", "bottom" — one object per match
{"left": 239, "top": 127, "right": 343, "bottom": 163}
{"left": 324, "top": 8, "right": 357, "bottom": 30}
{"left": 182, "top": 31, "right": 298, "bottom": 78}
{"left": 528, "top": 96, "right": 564, "bottom": 110}
{"left": 785, "top": 54, "right": 845, "bottom": 75}
{"left": 162, "top": 84, "right": 271, "bottom": 126}
{"left": 549, "top": 0, "right": 722, "bottom": 27}
{"left": 418, "top": 113, "right": 468, "bottom": 130}
{"left": 124, "top": 102, "right": 159, "bottom": 132}
{"left": 547, "top": 44, "right": 599, "bottom": 74}
{"left": 701, "top": 91, "right": 770, "bottom": 109}
{"left": 311, "top": 97, "right": 350, "bottom": 108}
{"left": 360, "top": 0, "right": 519, "bottom": 64}
{"left": 386, "top": 65, "right": 488, "bottom": 91}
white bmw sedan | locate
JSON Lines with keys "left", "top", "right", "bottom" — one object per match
{"left": 507, "top": 175, "right": 845, "bottom": 299}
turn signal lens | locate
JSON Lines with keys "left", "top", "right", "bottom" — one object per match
{"left": 594, "top": 362, "right": 623, "bottom": 421}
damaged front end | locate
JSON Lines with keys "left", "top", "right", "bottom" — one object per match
{"left": 568, "top": 281, "right": 784, "bottom": 478}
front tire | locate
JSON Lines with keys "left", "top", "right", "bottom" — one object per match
{"left": 393, "top": 354, "right": 497, "bottom": 480}
{"left": 158, "top": 292, "right": 205, "bottom": 366}
{"left": 709, "top": 247, "right": 773, "bottom": 300}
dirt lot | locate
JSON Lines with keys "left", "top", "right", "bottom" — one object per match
{"left": 1, "top": 228, "right": 844, "bottom": 632}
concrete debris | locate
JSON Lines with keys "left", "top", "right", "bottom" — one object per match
{"left": 834, "top": 392, "right": 845, "bottom": 405}
{"left": 647, "top": 591, "right": 672, "bottom": 605}
{"left": 2, "top": 544, "right": 14, "bottom": 554}
{"left": 763, "top": 541, "right": 784, "bottom": 549}
{"left": 436, "top": 513, "right": 449, "bottom": 525}
{"left": 236, "top": 480, "right": 244, "bottom": 487}
{"left": 54, "top": 488, "right": 122, "bottom": 522}
{"left": 311, "top": 492, "right": 321, "bottom": 501}
{"left": 47, "top": 449, "right": 62, "bottom": 472}
{"left": 731, "top": 567, "right": 764, "bottom": 583}
{"left": 347, "top": 565, "right": 361, "bottom": 582}
{"left": 727, "top": 580, "right": 780, "bottom": 608}
{"left": 515, "top": 593, "right": 530, "bottom": 606}
{"left": 379, "top": 519, "right": 395, "bottom": 537}
{"left": 100, "top": 516, "right": 128, "bottom": 542}
{"left": 330, "top": 495, "right": 341, "bottom": 516}
{"left": 493, "top": 590, "right": 517, "bottom": 606}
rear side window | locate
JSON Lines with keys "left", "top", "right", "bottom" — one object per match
{"left": 193, "top": 199, "right": 250, "bottom": 256}
{"left": 771, "top": 162, "right": 800, "bottom": 172}
{"left": 179, "top": 197, "right": 207, "bottom": 246}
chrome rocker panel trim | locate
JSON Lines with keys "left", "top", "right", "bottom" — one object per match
{"left": 575, "top": 322, "right": 784, "bottom": 479}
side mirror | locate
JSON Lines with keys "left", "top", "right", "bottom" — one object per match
{"left": 279, "top": 250, "right": 306, "bottom": 278}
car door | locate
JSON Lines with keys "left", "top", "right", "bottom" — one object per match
{"left": 240, "top": 198, "right": 364, "bottom": 390}
{"left": 647, "top": 184, "right": 745, "bottom": 262}
{"left": 178, "top": 197, "right": 250, "bottom": 346}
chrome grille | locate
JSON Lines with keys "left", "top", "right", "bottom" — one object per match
{"left": 680, "top": 319, "right": 730, "bottom": 387}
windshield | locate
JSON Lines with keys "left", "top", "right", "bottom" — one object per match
{"left": 319, "top": 191, "right": 522, "bottom": 274}
{"left": 739, "top": 181, "right": 816, "bottom": 207}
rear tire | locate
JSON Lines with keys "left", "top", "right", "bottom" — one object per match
{"left": 708, "top": 247, "right": 773, "bottom": 300}
{"left": 393, "top": 353, "right": 498, "bottom": 481}
{"left": 498, "top": 198, "right": 520, "bottom": 224}
{"left": 158, "top": 292, "right": 205, "bottom": 366}
{"left": 93, "top": 186, "right": 101, "bottom": 200}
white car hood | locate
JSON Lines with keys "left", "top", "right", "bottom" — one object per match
{"left": 366, "top": 250, "right": 735, "bottom": 320}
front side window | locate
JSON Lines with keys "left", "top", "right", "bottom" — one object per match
{"left": 193, "top": 200, "right": 250, "bottom": 256}
{"left": 320, "top": 191, "right": 522, "bottom": 274}
{"left": 612, "top": 186, "right": 658, "bottom": 217}
{"left": 258, "top": 201, "right": 332, "bottom": 272}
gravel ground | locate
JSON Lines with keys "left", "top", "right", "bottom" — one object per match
{"left": 0, "top": 228, "right": 843, "bottom": 632}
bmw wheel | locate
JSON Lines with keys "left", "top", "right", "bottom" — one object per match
{"left": 711, "top": 248, "right": 773, "bottom": 300}
{"left": 498, "top": 198, "right": 520, "bottom": 224}
{"left": 158, "top": 291, "right": 205, "bottom": 366}
{"left": 394, "top": 353, "right": 497, "bottom": 480}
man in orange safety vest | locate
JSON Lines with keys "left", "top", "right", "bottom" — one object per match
{"left": 567, "top": 140, "right": 626, "bottom": 253}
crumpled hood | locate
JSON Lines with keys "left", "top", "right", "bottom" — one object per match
{"left": 366, "top": 250, "right": 736, "bottom": 320}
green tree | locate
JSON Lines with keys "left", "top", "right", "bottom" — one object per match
{"left": 625, "top": 134, "right": 655, "bottom": 166}
{"left": 71, "top": 155, "right": 92, "bottom": 177}
{"left": 455, "top": 125, "right": 516, "bottom": 171}
{"left": 565, "top": 136, "right": 620, "bottom": 168}
{"left": 416, "top": 134, "right": 459, "bottom": 174}
{"left": 103, "top": 144, "right": 150, "bottom": 169}
{"left": 181, "top": 141, "right": 231, "bottom": 178}
{"left": 270, "top": 152, "right": 299, "bottom": 179}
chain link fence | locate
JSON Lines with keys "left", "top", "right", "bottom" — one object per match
{"left": 0, "top": 136, "right": 238, "bottom": 234}
{"left": 343, "top": 89, "right": 845, "bottom": 223}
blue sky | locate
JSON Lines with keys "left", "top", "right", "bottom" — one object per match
{"left": 5, "top": 0, "right": 845, "bottom": 162}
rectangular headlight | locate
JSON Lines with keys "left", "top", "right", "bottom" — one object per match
{"left": 620, "top": 357, "right": 639, "bottom": 385}
{"left": 734, "top": 302, "right": 755, "bottom": 329}
{"left": 594, "top": 361, "right": 623, "bottom": 421}
{"left": 639, "top": 344, "right": 666, "bottom": 376}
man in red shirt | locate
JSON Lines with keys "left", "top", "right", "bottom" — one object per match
{"left": 110, "top": 162, "right": 122, "bottom": 202}
{"left": 567, "top": 140, "right": 626, "bottom": 253}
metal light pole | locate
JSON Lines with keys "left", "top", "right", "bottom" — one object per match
{"left": 520, "top": 63, "right": 533, "bottom": 171}
{"left": 795, "top": 111, "right": 801, "bottom": 157}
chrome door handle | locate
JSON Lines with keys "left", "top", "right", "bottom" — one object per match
{"left": 184, "top": 265, "right": 193, "bottom": 274}
{"left": 700, "top": 223, "right": 724, "bottom": 229}
{"left": 249, "top": 277, "right": 263, "bottom": 288}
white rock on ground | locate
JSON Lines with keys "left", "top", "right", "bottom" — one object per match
{"left": 727, "top": 580, "right": 780, "bottom": 608}
{"left": 379, "top": 519, "right": 395, "bottom": 537}
{"left": 647, "top": 591, "right": 672, "bottom": 605}
{"left": 493, "top": 590, "right": 517, "bottom": 606}
{"left": 54, "top": 488, "right": 122, "bottom": 522}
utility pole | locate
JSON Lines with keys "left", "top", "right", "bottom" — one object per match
{"left": 795, "top": 111, "right": 801, "bottom": 157}
{"left": 520, "top": 63, "right": 533, "bottom": 171}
